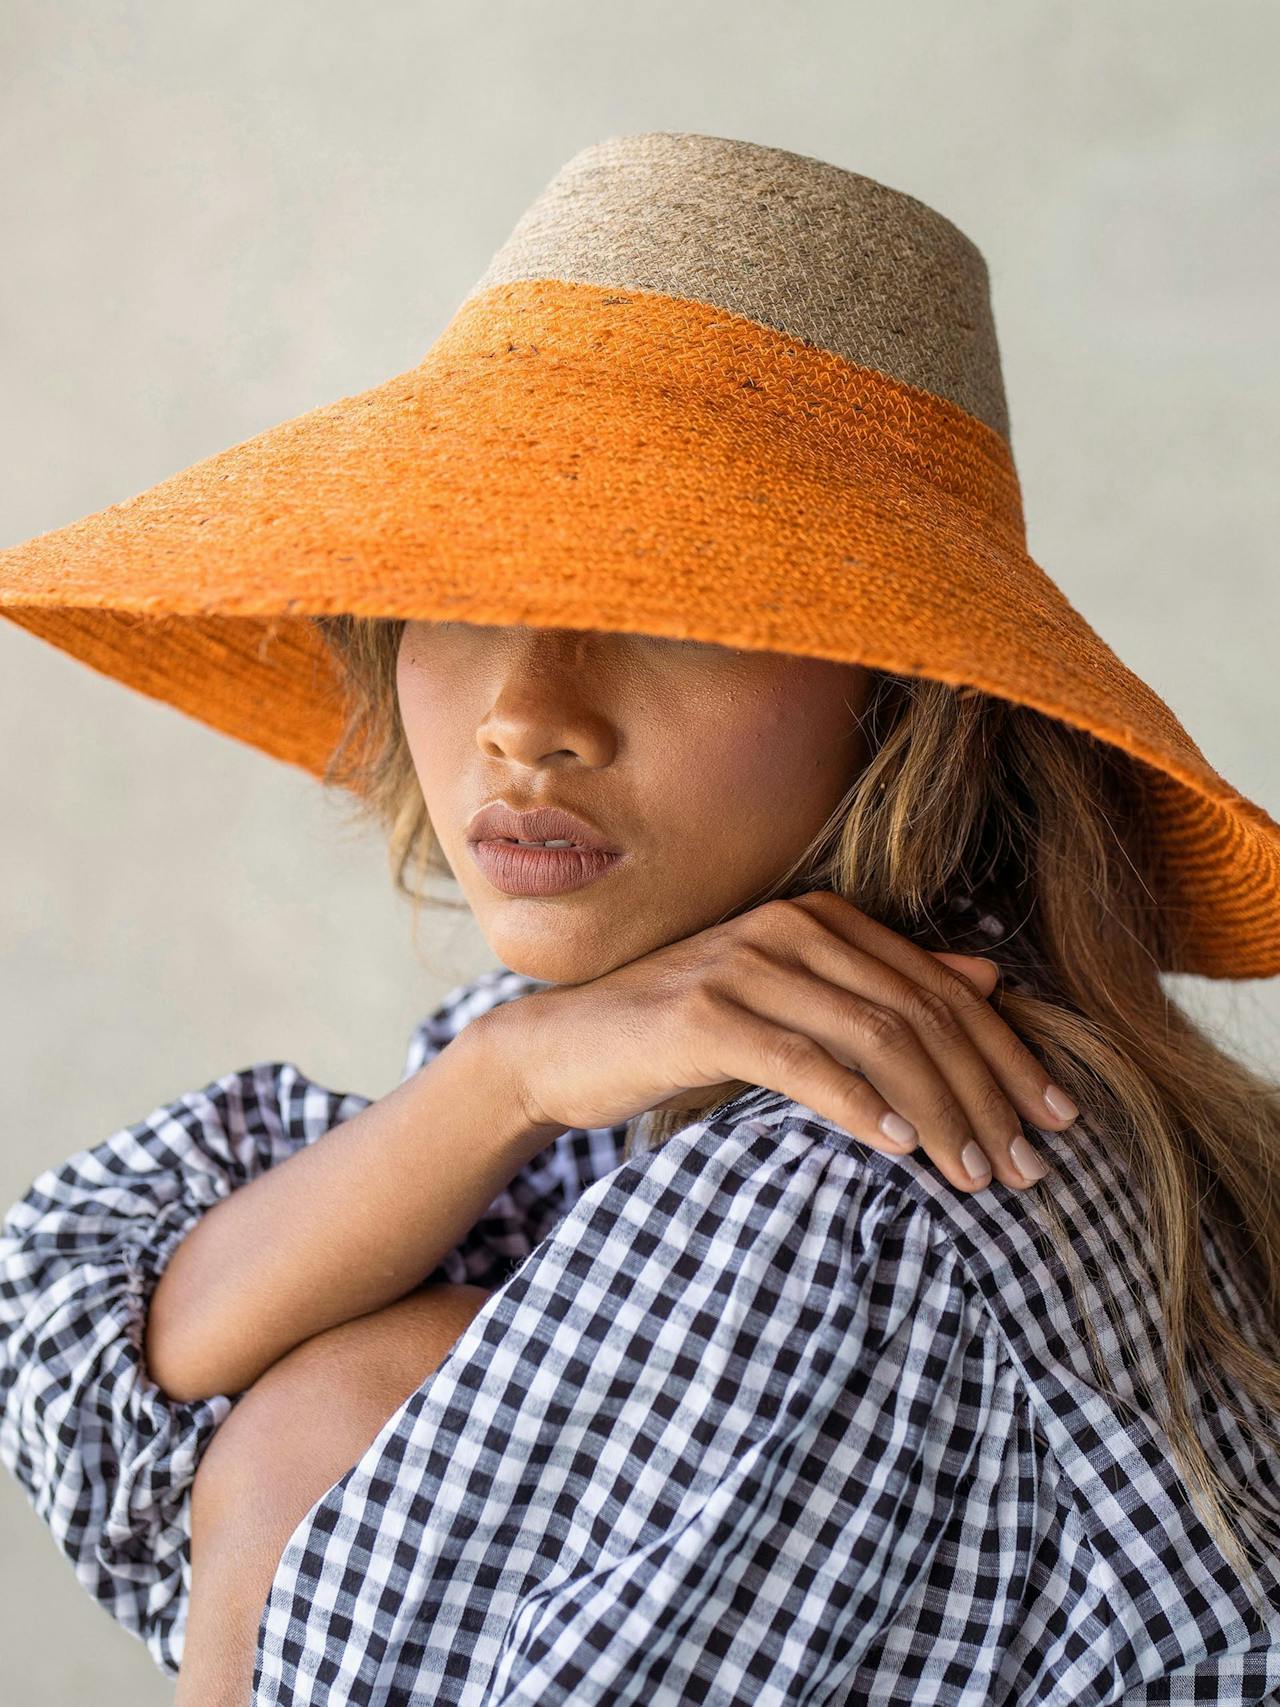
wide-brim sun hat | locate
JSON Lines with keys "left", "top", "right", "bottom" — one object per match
{"left": 2, "top": 129, "right": 1278, "bottom": 978}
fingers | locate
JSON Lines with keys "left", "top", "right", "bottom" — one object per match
{"left": 709, "top": 992, "right": 942, "bottom": 1167}
{"left": 713, "top": 957, "right": 1035, "bottom": 1193}
{"left": 780, "top": 894, "right": 1078, "bottom": 1136}
{"left": 933, "top": 950, "right": 999, "bottom": 999}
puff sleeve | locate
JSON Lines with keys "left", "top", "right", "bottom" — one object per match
{"left": 252, "top": 1101, "right": 1051, "bottom": 1707}
{"left": 0, "top": 966, "right": 604, "bottom": 1679}
{"left": 0, "top": 1059, "right": 371, "bottom": 1676}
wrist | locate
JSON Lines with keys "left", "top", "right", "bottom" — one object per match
{"left": 440, "top": 996, "right": 567, "bottom": 1166}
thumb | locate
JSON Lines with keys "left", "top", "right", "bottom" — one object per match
{"left": 932, "top": 950, "right": 1000, "bottom": 998}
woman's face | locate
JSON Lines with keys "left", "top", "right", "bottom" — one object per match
{"left": 396, "top": 621, "right": 873, "bottom": 984}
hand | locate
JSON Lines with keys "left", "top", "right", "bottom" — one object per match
{"left": 492, "top": 889, "right": 1075, "bottom": 1193}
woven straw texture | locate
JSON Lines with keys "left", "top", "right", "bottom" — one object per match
{"left": 1, "top": 130, "right": 1277, "bottom": 978}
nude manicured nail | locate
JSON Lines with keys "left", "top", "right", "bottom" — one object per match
{"left": 1009, "top": 1133, "right": 1048, "bottom": 1182}
{"left": 961, "top": 1141, "right": 991, "bottom": 1183}
{"left": 1043, "top": 1084, "right": 1079, "bottom": 1123}
{"left": 879, "top": 1111, "right": 918, "bottom": 1150}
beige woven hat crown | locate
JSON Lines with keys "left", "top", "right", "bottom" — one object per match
{"left": 1, "top": 130, "right": 1278, "bottom": 977}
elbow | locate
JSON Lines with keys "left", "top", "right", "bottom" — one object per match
{"left": 142, "top": 1280, "right": 246, "bottom": 1405}
{"left": 142, "top": 1305, "right": 216, "bottom": 1405}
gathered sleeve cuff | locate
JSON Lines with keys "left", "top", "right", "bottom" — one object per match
{"left": 0, "top": 1060, "right": 368, "bottom": 1677}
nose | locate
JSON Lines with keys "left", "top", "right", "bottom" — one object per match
{"left": 474, "top": 630, "right": 618, "bottom": 770}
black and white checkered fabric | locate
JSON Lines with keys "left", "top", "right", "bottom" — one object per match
{"left": 2, "top": 889, "right": 1279, "bottom": 1703}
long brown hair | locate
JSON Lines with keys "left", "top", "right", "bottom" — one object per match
{"left": 310, "top": 612, "right": 1280, "bottom": 1610}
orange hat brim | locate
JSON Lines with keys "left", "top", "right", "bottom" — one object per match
{"left": 3, "top": 278, "right": 1278, "bottom": 978}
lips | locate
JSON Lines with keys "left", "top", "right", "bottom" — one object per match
{"left": 467, "top": 801, "right": 622, "bottom": 853}
{"left": 470, "top": 838, "right": 625, "bottom": 897}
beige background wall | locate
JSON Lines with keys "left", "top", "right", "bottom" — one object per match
{"left": 2, "top": 1, "right": 1277, "bottom": 1698}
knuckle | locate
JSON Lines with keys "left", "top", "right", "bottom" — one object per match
{"left": 749, "top": 896, "right": 820, "bottom": 943}
{"left": 722, "top": 937, "right": 775, "bottom": 982}
{"left": 765, "top": 1027, "right": 823, "bottom": 1077}
{"left": 793, "top": 887, "right": 859, "bottom": 919}
{"left": 680, "top": 979, "right": 728, "bottom": 1029}
{"left": 936, "top": 968, "right": 987, "bottom": 1012}
{"left": 905, "top": 986, "right": 961, "bottom": 1038}
{"left": 787, "top": 888, "right": 837, "bottom": 915}
{"left": 924, "top": 1083, "right": 967, "bottom": 1134}
{"left": 972, "top": 1076, "right": 1018, "bottom": 1128}
{"left": 853, "top": 1002, "right": 913, "bottom": 1054}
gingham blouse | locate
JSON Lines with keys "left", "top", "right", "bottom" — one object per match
{"left": 2, "top": 888, "right": 1279, "bottom": 1704}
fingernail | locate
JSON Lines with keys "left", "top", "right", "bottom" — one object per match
{"left": 1009, "top": 1133, "right": 1048, "bottom": 1182}
{"left": 879, "top": 1111, "right": 918, "bottom": 1151}
{"left": 1043, "top": 1084, "right": 1079, "bottom": 1123}
{"left": 961, "top": 1141, "right": 991, "bottom": 1183}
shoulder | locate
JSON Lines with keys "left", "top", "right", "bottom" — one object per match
{"left": 638, "top": 1082, "right": 1076, "bottom": 1332}
{"left": 583, "top": 1079, "right": 1107, "bottom": 1409}
{"left": 649, "top": 1083, "right": 1263, "bottom": 1567}
{"left": 529, "top": 1080, "right": 1009, "bottom": 1379}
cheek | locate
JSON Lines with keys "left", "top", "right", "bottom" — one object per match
{"left": 663, "top": 666, "right": 864, "bottom": 849}
{"left": 397, "top": 670, "right": 461, "bottom": 786}
{"left": 677, "top": 699, "right": 832, "bottom": 808}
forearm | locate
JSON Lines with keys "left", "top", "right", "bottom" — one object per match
{"left": 145, "top": 1009, "right": 550, "bottom": 1402}
{"left": 177, "top": 1280, "right": 493, "bottom": 1706}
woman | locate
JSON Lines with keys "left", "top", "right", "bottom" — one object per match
{"left": 1, "top": 131, "right": 1278, "bottom": 1704}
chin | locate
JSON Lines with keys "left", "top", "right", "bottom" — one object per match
{"left": 481, "top": 924, "right": 629, "bottom": 989}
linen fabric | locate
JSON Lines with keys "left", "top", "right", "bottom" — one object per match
{"left": 1, "top": 888, "right": 1278, "bottom": 1704}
